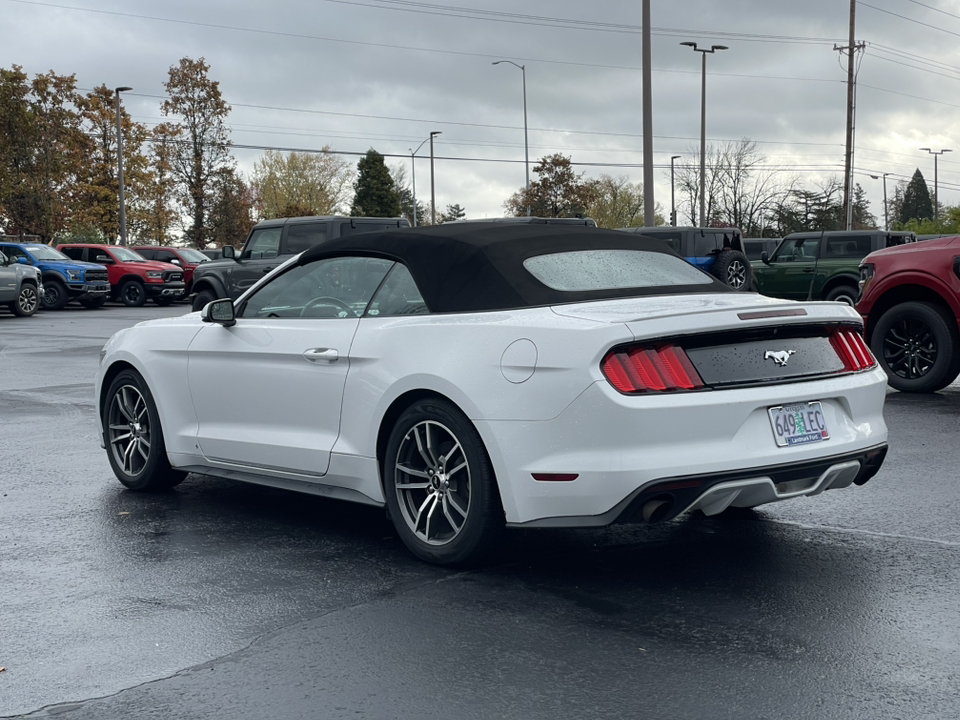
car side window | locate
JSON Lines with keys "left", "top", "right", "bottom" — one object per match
{"left": 285, "top": 223, "right": 327, "bottom": 255}
{"left": 2, "top": 246, "right": 29, "bottom": 262}
{"left": 242, "top": 227, "right": 282, "bottom": 259}
{"left": 367, "top": 263, "right": 429, "bottom": 316}
{"left": 694, "top": 232, "right": 722, "bottom": 257}
{"left": 824, "top": 236, "right": 871, "bottom": 258}
{"left": 239, "top": 256, "right": 394, "bottom": 319}
{"left": 91, "top": 249, "right": 113, "bottom": 263}
{"left": 136, "top": 248, "right": 156, "bottom": 260}
{"left": 773, "top": 238, "right": 818, "bottom": 262}
{"left": 60, "top": 247, "right": 85, "bottom": 261}
{"left": 156, "top": 251, "right": 178, "bottom": 263}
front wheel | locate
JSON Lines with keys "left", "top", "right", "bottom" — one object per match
{"left": 871, "top": 301, "right": 960, "bottom": 393}
{"left": 10, "top": 283, "right": 39, "bottom": 317}
{"left": 191, "top": 289, "right": 216, "bottom": 312}
{"left": 383, "top": 398, "right": 503, "bottom": 565}
{"left": 102, "top": 369, "right": 186, "bottom": 490}
{"left": 41, "top": 279, "right": 70, "bottom": 310}
{"left": 119, "top": 280, "right": 146, "bottom": 307}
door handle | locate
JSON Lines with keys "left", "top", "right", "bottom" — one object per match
{"left": 802, "top": 268, "right": 814, "bottom": 273}
{"left": 303, "top": 348, "right": 339, "bottom": 363}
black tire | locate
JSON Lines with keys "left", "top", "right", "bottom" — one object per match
{"left": 119, "top": 280, "right": 146, "bottom": 307}
{"left": 191, "top": 289, "right": 216, "bottom": 312}
{"left": 79, "top": 296, "right": 106, "bottom": 309}
{"left": 711, "top": 250, "right": 753, "bottom": 290}
{"left": 40, "top": 279, "right": 69, "bottom": 310}
{"left": 825, "top": 284, "right": 858, "bottom": 306}
{"left": 102, "top": 369, "right": 186, "bottom": 491}
{"left": 383, "top": 398, "right": 504, "bottom": 565}
{"left": 153, "top": 297, "right": 174, "bottom": 306}
{"left": 10, "top": 283, "right": 39, "bottom": 317}
{"left": 871, "top": 301, "right": 960, "bottom": 393}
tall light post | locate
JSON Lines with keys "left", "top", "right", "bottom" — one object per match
{"left": 114, "top": 86, "right": 132, "bottom": 246}
{"left": 680, "top": 42, "right": 727, "bottom": 228}
{"left": 869, "top": 172, "right": 891, "bottom": 230}
{"left": 409, "top": 136, "right": 433, "bottom": 227}
{"left": 429, "top": 131, "right": 441, "bottom": 225}
{"left": 920, "top": 147, "right": 951, "bottom": 220}
{"left": 493, "top": 60, "right": 530, "bottom": 216}
{"left": 670, "top": 155, "right": 681, "bottom": 226}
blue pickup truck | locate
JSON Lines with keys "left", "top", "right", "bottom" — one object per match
{"left": 0, "top": 241, "right": 111, "bottom": 310}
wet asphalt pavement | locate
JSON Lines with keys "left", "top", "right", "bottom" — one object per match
{"left": 1, "top": 305, "right": 959, "bottom": 719}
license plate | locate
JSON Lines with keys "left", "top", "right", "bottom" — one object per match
{"left": 768, "top": 402, "right": 829, "bottom": 447}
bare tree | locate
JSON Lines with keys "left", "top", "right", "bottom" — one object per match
{"left": 675, "top": 139, "right": 796, "bottom": 233}
{"left": 586, "top": 175, "right": 664, "bottom": 228}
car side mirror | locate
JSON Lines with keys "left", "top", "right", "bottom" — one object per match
{"left": 201, "top": 298, "right": 236, "bottom": 327}
{"left": 221, "top": 245, "right": 237, "bottom": 261}
{"left": 169, "top": 258, "right": 181, "bottom": 265}
{"left": 760, "top": 251, "right": 770, "bottom": 265}
{"left": 15, "top": 256, "right": 28, "bottom": 264}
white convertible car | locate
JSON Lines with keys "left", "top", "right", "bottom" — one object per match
{"left": 96, "top": 223, "right": 888, "bottom": 564}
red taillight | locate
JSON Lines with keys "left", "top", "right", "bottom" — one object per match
{"left": 601, "top": 344, "right": 705, "bottom": 393}
{"left": 830, "top": 327, "right": 876, "bottom": 371}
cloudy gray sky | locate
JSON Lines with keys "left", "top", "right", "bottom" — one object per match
{"left": 4, "top": 0, "right": 960, "bottom": 222}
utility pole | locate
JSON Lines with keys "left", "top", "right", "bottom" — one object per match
{"left": 920, "top": 148, "right": 951, "bottom": 220}
{"left": 670, "top": 155, "right": 681, "bottom": 226}
{"left": 642, "top": 0, "right": 655, "bottom": 226}
{"left": 429, "top": 131, "right": 441, "bottom": 225}
{"left": 836, "top": 0, "right": 864, "bottom": 231}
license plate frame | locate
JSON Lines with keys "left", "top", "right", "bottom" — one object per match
{"left": 768, "top": 401, "right": 830, "bottom": 447}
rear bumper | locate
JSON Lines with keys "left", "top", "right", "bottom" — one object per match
{"left": 478, "top": 366, "right": 889, "bottom": 525}
{"left": 510, "top": 444, "right": 886, "bottom": 528}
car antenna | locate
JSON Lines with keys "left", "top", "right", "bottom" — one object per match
{"left": 805, "top": 229, "right": 825, "bottom": 301}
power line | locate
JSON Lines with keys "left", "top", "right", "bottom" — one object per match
{"left": 858, "top": 1, "right": 960, "bottom": 40}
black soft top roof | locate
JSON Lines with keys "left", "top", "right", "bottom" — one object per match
{"left": 297, "top": 222, "right": 730, "bottom": 313}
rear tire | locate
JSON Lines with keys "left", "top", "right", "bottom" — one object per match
{"left": 383, "top": 398, "right": 503, "bottom": 565}
{"left": 711, "top": 250, "right": 753, "bottom": 291}
{"left": 825, "top": 284, "right": 858, "bottom": 306}
{"left": 10, "top": 283, "right": 39, "bottom": 317}
{"left": 191, "top": 289, "right": 216, "bottom": 312}
{"left": 41, "top": 279, "right": 69, "bottom": 310}
{"left": 102, "top": 369, "right": 186, "bottom": 490}
{"left": 871, "top": 301, "right": 960, "bottom": 393}
{"left": 119, "top": 280, "right": 146, "bottom": 307}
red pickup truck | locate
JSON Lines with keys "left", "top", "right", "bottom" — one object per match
{"left": 57, "top": 244, "right": 186, "bottom": 307}
{"left": 857, "top": 236, "right": 960, "bottom": 392}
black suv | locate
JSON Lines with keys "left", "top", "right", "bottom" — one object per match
{"left": 615, "top": 226, "right": 753, "bottom": 290}
{"left": 190, "top": 215, "right": 410, "bottom": 311}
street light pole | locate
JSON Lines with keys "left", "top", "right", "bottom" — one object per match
{"left": 920, "top": 148, "right": 951, "bottom": 220}
{"left": 670, "top": 155, "right": 681, "bottom": 226}
{"left": 409, "top": 136, "right": 432, "bottom": 227}
{"left": 870, "top": 172, "right": 891, "bottom": 230}
{"left": 429, "top": 131, "right": 441, "bottom": 225}
{"left": 493, "top": 60, "right": 530, "bottom": 216}
{"left": 681, "top": 42, "right": 727, "bottom": 228}
{"left": 114, "top": 86, "right": 132, "bottom": 246}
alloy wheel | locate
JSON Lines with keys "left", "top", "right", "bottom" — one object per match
{"left": 727, "top": 260, "right": 747, "bottom": 289}
{"left": 883, "top": 317, "right": 937, "bottom": 380}
{"left": 18, "top": 286, "right": 38, "bottom": 314}
{"left": 123, "top": 284, "right": 143, "bottom": 305}
{"left": 394, "top": 420, "right": 471, "bottom": 546}
{"left": 107, "top": 384, "right": 152, "bottom": 477}
{"left": 43, "top": 285, "right": 61, "bottom": 307}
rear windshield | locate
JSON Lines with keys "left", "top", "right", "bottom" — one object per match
{"left": 523, "top": 249, "right": 713, "bottom": 292}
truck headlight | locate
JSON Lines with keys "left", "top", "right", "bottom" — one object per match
{"left": 858, "top": 263, "right": 874, "bottom": 295}
{"left": 146, "top": 271, "right": 163, "bottom": 279}
{"left": 67, "top": 270, "right": 83, "bottom": 281}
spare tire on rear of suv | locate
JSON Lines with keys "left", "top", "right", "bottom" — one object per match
{"left": 711, "top": 250, "right": 753, "bottom": 290}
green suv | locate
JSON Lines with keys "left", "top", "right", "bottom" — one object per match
{"left": 753, "top": 230, "right": 916, "bottom": 305}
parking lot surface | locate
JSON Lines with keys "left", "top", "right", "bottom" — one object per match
{"left": 2, "top": 306, "right": 959, "bottom": 719}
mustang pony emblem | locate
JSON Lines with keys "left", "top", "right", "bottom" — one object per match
{"left": 764, "top": 349, "right": 797, "bottom": 367}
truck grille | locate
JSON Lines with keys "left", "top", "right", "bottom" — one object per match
{"left": 163, "top": 271, "right": 183, "bottom": 282}
{"left": 86, "top": 270, "right": 108, "bottom": 282}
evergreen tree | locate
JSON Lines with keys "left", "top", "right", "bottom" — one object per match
{"left": 351, "top": 149, "right": 401, "bottom": 217}
{"left": 440, "top": 203, "right": 466, "bottom": 222}
{"left": 899, "top": 169, "right": 933, "bottom": 225}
